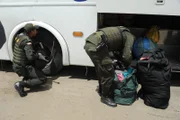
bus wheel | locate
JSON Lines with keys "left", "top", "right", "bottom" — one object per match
{"left": 33, "top": 27, "right": 63, "bottom": 76}
{"left": 14, "top": 27, "right": 63, "bottom": 76}
{"left": 34, "top": 42, "right": 63, "bottom": 76}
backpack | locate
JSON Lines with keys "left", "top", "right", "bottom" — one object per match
{"left": 114, "top": 68, "right": 138, "bottom": 105}
{"left": 137, "top": 48, "right": 171, "bottom": 109}
{"left": 133, "top": 37, "right": 157, "bottom": 59}
{"left": 146, "top": 25, "right": 160, "bottom": 43}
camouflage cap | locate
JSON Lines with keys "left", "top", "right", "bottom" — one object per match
{"left": 24, "top": 23, "right": 39, "bottom": 33}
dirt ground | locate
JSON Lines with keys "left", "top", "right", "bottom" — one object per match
{"left": 0, "top": 63, "right": 180, "bottom": 120}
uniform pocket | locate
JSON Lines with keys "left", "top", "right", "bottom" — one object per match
{"left": 86, "top": 32, "right": 101, "bottom": 46}
{"left": 84, "top": 42, "right": 97, "bottom": 52}
{"left": 103, "top": 64, "right": 113, "bottom": 72}
{"left": 101, "top": 57, "right": 112, "bottom": 65}
{"left": 13, "top": 65, "right": 26, "bottom": 77}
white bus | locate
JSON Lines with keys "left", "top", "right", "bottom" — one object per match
{"left": 0, "top": 0, "right": 180, "bottom": 74}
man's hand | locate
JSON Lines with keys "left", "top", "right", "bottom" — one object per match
{"left": 38, "top": 53, "right": 49, "bottom": 62}
{"left": 112, "top": 59, "right": 126, "bottom": 70}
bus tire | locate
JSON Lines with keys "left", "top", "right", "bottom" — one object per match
{"left": 35, "top": 43, "right": 63, "bottom": 76}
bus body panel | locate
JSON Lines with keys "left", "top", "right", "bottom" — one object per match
{"left": 0, "top": 1, "right": 97, "bottom": 66}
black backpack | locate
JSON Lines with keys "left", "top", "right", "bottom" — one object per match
{"left": 137, "top": 48, "right": 171, "bottom": 109}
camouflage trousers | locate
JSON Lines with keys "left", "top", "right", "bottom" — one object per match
{"left": 13, "top": 64, "right": 47, "bottom": 87}
{"left": 84, "top": 38, "right": 115, "bottom": 97}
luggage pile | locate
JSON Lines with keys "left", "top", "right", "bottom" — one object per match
{"left": 137, "top": 49, "right": 171, "bottom": 109}
{"left": 113, "top": 26, "right": 171, "bottom": 109}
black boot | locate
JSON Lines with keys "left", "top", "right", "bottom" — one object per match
{"left": 14, "top": 81, "right": 27, "bottom": 97}
{"left": 101, "top": 96, "right": 117, "bottom": 107}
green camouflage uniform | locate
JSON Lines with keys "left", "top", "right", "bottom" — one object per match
{"left": 84, "top": 26, "right": 135, "bottom": 97}
{"left": 12, "top": 33, "right": 47, "bottom": 87}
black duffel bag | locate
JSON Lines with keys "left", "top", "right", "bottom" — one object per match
{"left": 137, "top": 48, "right": 171, "bottom": 109}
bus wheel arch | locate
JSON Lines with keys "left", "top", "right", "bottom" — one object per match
{"left": 8, "top": 21, "right": 70, "bottom": 75}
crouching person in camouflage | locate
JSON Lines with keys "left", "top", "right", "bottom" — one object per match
{"left": 84, "top": 26, "right": 135, "bottom": 107}
{"left": 13, "top": 23, "right": 48, "bottom": 97}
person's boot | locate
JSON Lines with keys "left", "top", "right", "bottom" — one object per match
{"left": 14, "top": 81, "right": 27, "bottom": 97}
{"left": 101, "top": 96, "right": 117, "bottom": 107}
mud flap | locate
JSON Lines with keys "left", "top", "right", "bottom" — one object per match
{"left": 42, "top": 51, "right": 55, "bottom": 75}
{"left": 41, "top": 40, "right": 55, "bottom": 75}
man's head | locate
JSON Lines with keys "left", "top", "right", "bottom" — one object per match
{"left": 24, "top": 23, "right": 38, "bottom": 37}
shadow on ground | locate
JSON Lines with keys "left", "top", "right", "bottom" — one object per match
{"left": 26, "top": 79, "right": 53, "bottom": 93}
{"left": 170, "top": 73, "right": 180, "bottom": 86}
{"left": 0, "top": 61, "right": 97, "bottom": 80}
{"left": 0, "top": 61, "right": 14, "bottom": 72}
{"left": 58, "top": 66, "right": 97, "bottom": 80}
{"left": 0, "top": 61, "right": 179, "bottom": 86}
